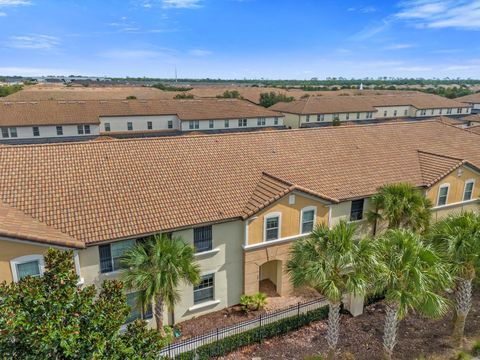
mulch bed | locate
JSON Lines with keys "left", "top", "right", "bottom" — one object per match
{"left": 222, "top": 288, "right": 480, "bottom": 360}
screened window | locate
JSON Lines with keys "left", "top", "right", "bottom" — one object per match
{"left": 147, "top": 121, "right": 153, "bottom": 130}
{"left": 99, "top": 239, "right": 135, "bottom": 273}
{"left": 301, "top": 209, "right": 315, "bottom": 234}
{"left": 464, "top": 181, "right": 474, "bottom": 201}
{"left": 9, "top": 127, "right": 17, "bottom": 138}
{"left": 1, "top": 128, "right": 9, "bottom": 138}
{"left": 350, "top": 199, "right": 364, "bottom": 221}
{"left": 194, "top": 225, "right": 212, "bottom": 253}
{"left": 167, "top": 120, "right": 173, "bottom": 129}
{"left": 224, "top": 119, "right": 229, "bottom": 128}
{"left": 56, "top": 126, "right": 63, "bottom": 136}
{"left": 437, "top": 185, "right": 449, "bottom": 206}
{"left": 125, "top": 292, "right": 153, "bottom": 323}
{"left": 193, "top": 274, "right": 214, "bottom": 304}
{"left": 265, "top": 215, "right": 280, "bottom": 241}
{"left": 104, "top": 123, "right": 111, "bottom": 132}
{"left": 127, "top": 122, "right": 133, "bottom": 131}
{"left": 238, "top": 118, "right": 247, "bottom": 127}
{"left": 16, "top": 260, "right": 41, "bottom": 280}
{"left": 33, "top": 126, "right": 40, "bottom": 136}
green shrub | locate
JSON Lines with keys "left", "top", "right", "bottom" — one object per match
{"left": 332, "top": 118, "right": 341, "bottom": 126}
{"left": 471, "top": 340, "right": 480, "bottom": 356}
{"left": 174, "top": 93, "right": 194, "bottom": 99}
{"left": 240, "top": 292, "right": 267, "bottom": 312}
{"left": 303, "top": 355, "right": 324, "bottom": 360}
{"left": 456, "top": 351, "right": 472, "bottom": 360}
{"left": 126, "top": 95, "right": 137, "bottom": 100}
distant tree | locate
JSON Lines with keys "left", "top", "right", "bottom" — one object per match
{"left": 332, "top": 118, "right": 341, "bottom": 126}
{"left": 126, "top": 95, "right": 137, "bottom": 100}
{"left": 174, "top": 93, "right": 194, "bottom": 99}
{"left": 259, "top": 91, "right": 294, "bottom": 107}
{"left": 0, "top": 84, "right": 23, "bottom": 97}
{"left": 0, "top": 248, "right": 169, "bottom": 359}
{"left": 152, "top": 83, "right": 191, "bottom": 92}
{"left": 216, "top": 90, "right": 242, "bottom": 99}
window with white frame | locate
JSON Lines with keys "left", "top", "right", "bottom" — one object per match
{"left": 257, "top": 117, "right": 266, "bottom": 126}
{"left": 1, "top": 127, "right": 17, "bottom": 138}
{"left": 167, "top": 120, "right": 173, "bottom": 129}
{"left": 356, "top": 113, "right": 360, "bottom": 120}
{"left": 209, "top": 120, "right": 214, "bottom": 129}
{"left": 189, "top": 120, "right": 200, "bottom": 130}
{"left": 147, "top": 121, "right": 153, "bottom": 130}
{"left": 193, "top": 225, "right": 212, "bottom": 253}
{"left": 125, "top": 291, "right": 153, "bottom": 323}
{"left": 194, "top": 273, "right": 214, "bottom": 304}
{"left": 33, "top": 126, "right": 40, "bottom": 137}
{"left": 238, "top": 118, "right": 247, "bottom": 127}
{"left": 224, "top": 119, "right": 229, "bottom": 128}
{"left": 350, "top": 199, "right": 364, "bottom": 221}
{"left": 10, "top": 254, "right": 44, "bottom": 282}
{"left": 56, "top": 126, "right": 63, "bottom": 136}
{"left": 127, "top": 122, "right": 133, "bottom": 131}
{"left": 421, "top": 109, "right": 427, "bottom": 116}
{"left": 104, "top": 122, "right": 111, "bottom": 132}
{"left": 99, "top": 239, "right": 135, "bottom": 273}
{"left": 463, "top": 180, "right": 475, "bottom": 201}
{"left": 346, "top": 113, "right": 350, "bottom": 120}
{"left": 301, "top": 207, "right": 316, "bottom": 234}
{"left": 265, "top": 213, "right": 280, "bottom": 241}
{"left": 458, "top": 108, "right": 463, "bottom": 114}
{"left": 447, "top": 108, "right": 452, "bottom": 115}
{"left": 1, "top": 128, "right": 9, "bottom": 138}
{"left": 306, "top": 115, "right": 310, "bottom": 122}
{"left": 317, "top": 114, "right": 324, "bottom": 121}
{"left": 274, "top": 117, "right": 279, "bottom": 125}
{"left": 404, "top": 109, "right": 408, "bottom": 116}
{"left": 437, "top": 184, "right": 449, "bottom": 206}
{"left": 439, "top": 109, "right": 443, "bottom": 115}
{"left": 383, "top": 110, "right": 388, "bottom": 117}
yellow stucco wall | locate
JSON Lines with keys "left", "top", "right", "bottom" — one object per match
{"left": 427, "top": 166, "right": 480, "bottom": 206}
{"left": 0, "top": 240, "right": 49, "bottom": 282}
{"left": 247, "top": 192, "right": 329, "bottom": 246}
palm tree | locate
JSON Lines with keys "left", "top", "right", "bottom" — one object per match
{"left": 367, "top": 183, "right": 432, "bottom": 235}
{"left": 375, "top": 229, "right": 451, "bottom": 359}
{"left": 122, "top": 234, "right": 200, "bottom": 337}
{"left": 429, "top": 212, "right": 480, "bottom": 347}
{"left": 287, "top": 221, "right": 376, "bottom": 360}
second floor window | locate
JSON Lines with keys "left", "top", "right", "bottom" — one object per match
{"left": 437, "top": 185, "right": 449, "bottom": 206}
{"left": 194, "top": 225, "right": 212, "bottom": 253}
{"left": 238, "top": 118, "right": 247, "bottom": 127}
{"left": 189, "top": 120, "right": 199, "bottom": 130}
{"left": 105, "top": 123, "right": 111, "bottom": 132}
{"left": 127, "top": 122, "right": 133, "bottom": 131}
{"left": 224, "top": 119, "right": 229, "bottom": 128}
{"left": 77, "top": 125, "right": 84, "bottom": 134}
{"left": 257, "top": 117, "right": 266, "bottom": 126}
{"left": 350, "top": 199, "right": 364, "bottom": 221}
{"left": 301, "top": 209, "right": 315, "bottom": 234}
{"left": 99, "top": 239, "right": 135, "bottom": 273}
{"left": 265, "top": 215, "right": 280, "bottom": 241}
{"left": 1, "top": 128, "right": 9, "bottom": 138}
{"left": 356, "top": 113, "right": 360, "bottom": 120}
{"left": 384, "top": 110, "right": 388, "bottom": 117}
{"left": 167, "top": 120, "right": 173, "bottom": 129}
{"left": 317, "top": 114, "right": 324, "bottom": 121}
{"left": 56, "top": 126, "right": 63, "bottom": 136}
{"left": 209, "top": 120, "right": 214, "bottom": 129}
{"left": 404, "top": 109, "right": 408, "bottom": 116}
{"left": 463, "top": 181, "right": 474, "bottom": 201}
{"left": 274, "top": 117, "right": 279, "bottom": 125}
{"left": 147, "top": 121, "right": 153, "bottom": 130}
{"left": 447, "top": 108, "right": 452, "bottom": 114}
{"left": 9, "top": 127, "right": 17, "bottom": 138}
{"left": 33, "top": 127, "right": 40, "bottom": 137}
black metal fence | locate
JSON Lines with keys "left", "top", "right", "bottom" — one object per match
{"left": 159, "top": 297, "right": 327, "bottom": 359}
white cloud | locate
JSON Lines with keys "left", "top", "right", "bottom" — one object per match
{"left": 396, "top": 0, "right": 480, "bottom": 30}
{"left": 0, "top": 0, "right": 31, "bottom": 6}
{"left": 384, "top": 43, "right": 415, "bottom": 49}
{"left": 6, "top": 34, "right": 59, "bottom": 49}
{"left": 348, "top": 6, "right": 377, "bottom": 13}
{"left": 162, "top": 0, "right": 201, "bottom": 8}
{"left": 0, "top": 11, "right": 6, "bottom": 15}
{"left": 98, "top": 49, "right": 168, "bottom": 59}
{"left": 189, "top": 49, "right": 212, "bottom": 56}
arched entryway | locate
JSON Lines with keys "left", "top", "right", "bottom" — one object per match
{"left": 259, "top": 260, "right": 283, "bottom": 296}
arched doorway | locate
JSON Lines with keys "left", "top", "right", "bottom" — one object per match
{"left": 259, "top": 260, "right": 282, "bottom": 296}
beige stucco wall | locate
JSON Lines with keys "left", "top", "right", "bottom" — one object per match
{"left": 329, "top": 199, "right": 373, "bottom": 237}
{"left": 282, "top": 113, "right": 302, "bottom": 128}
{"left": 427, "top": 166, "right": 480, "bottom": 206}
{"left": 0, "top": 239, "right": 49, "bottom": 282}
{"left": 374, "top": 106, "right": 412, "bottom": 118}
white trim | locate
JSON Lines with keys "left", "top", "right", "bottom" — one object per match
{"left": 436, "top": 183, "right": 450, "bottom": 207}
{"left": 463, "top": 179, "right": 475, "bottom": 202}
{"left": 264, "top": 212, "right": 282, "bottom": 242}
{"left": 73, "top": 250, "right": 84, "bottom": 285}
{"left": 188, "top": 299, "right": 220, "bottom": 312}
{"left": 328, "top": 205, "right": 332, "bottom": 229}
{"left": 10, "top": 254, "right": 45, "bottom": 282}
{"left": 432, "top": 198, "right": 479, "bottom": 210}
{"left": 299, "top": 206, "right": 317, "bottom": 235}
{"left": 243, "top": 233, "right": 307, "bottom": 250}
{"left": 194, "top": 248, "right": 220, "bottom": 258}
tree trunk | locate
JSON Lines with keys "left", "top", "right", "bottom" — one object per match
{"left": 452, "top": 278, "right": 472, "bottom": 347}
{"left": 383, "top": 303, "right": 399, "bottom": 360}
{"left": 155, "top": 294, "right": 166, "bottom": 337}
{"left": 326, "top": 301, "right": 341, "bottom": 360}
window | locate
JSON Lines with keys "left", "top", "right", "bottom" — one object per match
{"left": 1, "top": 128, "right": 9, "bottom": 138}
{"left": 238, "top": 118, "right": 247, "bottom": 127}
{"left": 447, "top": 108, "right": 452, "bottom": 115}
{"left": 84, "top": 125, "right": 90, "bottom": 134}
{"left": 366, "top": 112, "right": 373, "bottom": 119}
{"left": 346, "top": 113, "right": 350, "bottom": 120}
{"left": 404, "top": 109, "right": 408, "bottom": 116}
{"left": 127, "top": 122, "right": 133, "bottom": 131}
{"left": 167, "top": 120, "right": 173, "bottom": 129}
{"left": 257, "top": 117, "right": 266, "bottom": 126}
{"left": 125, "top": 292, "right": 153, "bottom": 323}
{"left": 301, "top": 207, "right": 316, "bottom": 234}
{"left": 350, "top": 199, "right": 364, "bottom": 221}
{"left": 306, "top": 115, "right": 310, "bottom": 122}
{"left": 431, "top": 109, "right": 434, "bottom": 115}
{"left": 383, "top": 110, "right": 388, "bottom": 117}
{"left": 463, "top": 180, "right": 475, "bottom": 201}
{"left": 224, "top": 119, "right": 229, "bottom": 128}
{"left": 209, "top": 120, "right": 214, "bottom": 129}
{"left": 99, "top": 239, "right": 135, "bottom": 273}
{"left": 439, "top": 109, "right": 443, "bottom": 115}
{"left": 147, "top": 121, "right": 153, "bottom": 130}
{"left": 333, "top": 114, "right": 339, "bottom": 120}
{"left": 33, "top": 126, "right": 40, "bottom": 137}
{"left": 437, "top": 184, "right": 449, "bottom": 206}
{"left": 458, "top": 108, "right": 463, "bottom": 114}
{"left": 421, "top": 109, "right": 427, "bottom": 116}
{"left": 105, "top": 123, "right": 111, "bottom": 132}
{"left": 77, "top": 125, "right": 84, "bottom": 135}
{"left": 393, "top": 110, "right": 397, "bottom": 117}
{"left": 56, "top": 126, "right": 63, "bottom": 136}
{"left": 356, "top": 113, "right": 360, "bottom": 120}
{"left": 194, "top": 225, "right": 212, "bottom": 253}
{"left": 11, "top": 255, "right": 44, "bottom": 282}
{"left": 265, "top": 213, "right": 280, "bottom": 241}
{"left": 317, "top": 114, "right": 324, "bottom": 121}
{"left": 274, "top": 117, "right": 279, "bottom": 125}
{"left": 193, "top": 274, "right": 214, "bottom": 304}
{"left": 189, "top": 120, "right": 199, "bottom": 130}
{"left": 9, "top": 127, "right": 17, "bottom": 138}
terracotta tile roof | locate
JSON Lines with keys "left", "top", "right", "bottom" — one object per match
{"left": 456, "top": 93, "right": 480, "bottom": 104}
{"left": 417, "top": 150, "right": 466, "bottom": 187}
{"left": 0, "top": 120, "right": 479, "bottom": 245}
{"left": 462, "top": 114, "right": 480, "bottom": 123}
{"left": 270, "top": 93, "right": 470, "bottom": 114}
{"left": 436, "top": 116, "right": 467, "bottom": 126}
{"left": 0, "top": 99, "right": 282, "bottom": 127}
{"left": 0, "top": 202, "right": 84, "bottom": 248}
{"left": 468, "top": 125, "right": 480, "bottom": 135}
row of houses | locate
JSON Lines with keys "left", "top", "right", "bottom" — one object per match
{"left": 0, "top": 120, "right": 479, "bottom": 327}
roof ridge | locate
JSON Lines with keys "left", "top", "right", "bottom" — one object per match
{"left": 417, "top": 149, "right": 465, "bottom": 162}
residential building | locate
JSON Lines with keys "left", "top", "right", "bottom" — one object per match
{"left": 0, "top": 120, "right": 478, "bottom": 327}
{"left": 0, "top": 99, "right": 284, "bottom": 144}
{"left": 270, "top": 93, "right": 472, "bottom": 128}
{"left": 457, "top": 93, "right": 480, "bottom": 114}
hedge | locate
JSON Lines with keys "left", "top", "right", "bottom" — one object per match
{"left": 167, "top": 305, "right": 329, "bottom": 359}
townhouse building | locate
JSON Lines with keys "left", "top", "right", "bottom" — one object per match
{"left": 270, "top": 93, "right": 472, "bottom": 128}
{"left": 0, "top": 99, "right": 284, "bottom": 144}
{"left": 0, "top": 120, "right": 479, "bottom": 328}
{"left": 457, "top": 93, "right": 480, "bottom": 114}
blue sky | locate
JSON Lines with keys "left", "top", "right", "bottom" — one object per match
{"left": 0, "top": 0, "right": 479, "bottom": 79}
